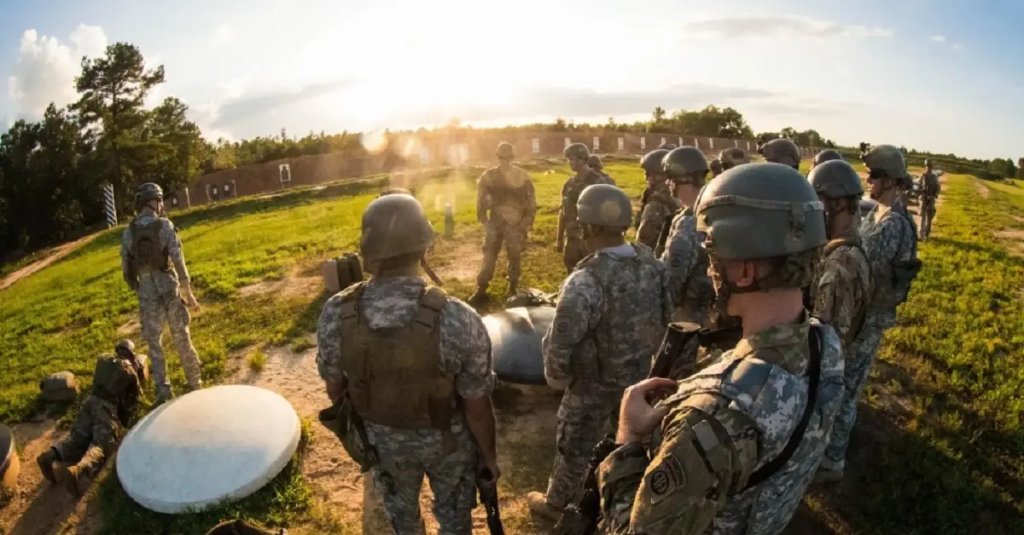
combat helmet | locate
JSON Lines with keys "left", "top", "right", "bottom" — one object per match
{"left": 761, "top": 138, "right": 801, "bottom": 168}
{"left": 808, "top": 160, "right": 864, "bottom": 198}
{"left": 588, "top": 154, "right": 603, "bottom": 171}
{"left": 709, "top": 158, "right": 723, "bottom": 176}
{"left": 696, "top": 162, "right": 825, "bottom": 261}
{"left": 862, "top": 144, "right": 909, "bottom": 185}
{"left": 663, "top": 146, "right": 709, "bottom": 183}
{"left": 115, "top": 339, "right": 136, "bottom": 354}
{"left": 812, "top": 149, "right": 843, "bottom": 168}
{"left": 563, "top": 143, "right": 590, "bottom": 162}
{"left": 359, "top": 193, "right": 434, "bottom": 262}
{"left": 135, "top": 183, "right": 164, "bottom": 207}
{"left": 640, "top": 149, "right": 670, "bottom": 175}
{"left": 496, "top": 142, "right": 515, "bottom": 160}
{"left": 719, "top": 147, "right": 750, "bottom": 170}
{"left": 576, "top": 184, "right": 632, "bottom": 230}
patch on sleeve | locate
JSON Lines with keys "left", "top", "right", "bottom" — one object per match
{"left": 645, "top": 454, "right": 686, "bottom": 503}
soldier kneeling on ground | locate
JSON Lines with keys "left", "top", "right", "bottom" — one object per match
{"left": 36, "top": 340, "right": 145, "bottom": 497}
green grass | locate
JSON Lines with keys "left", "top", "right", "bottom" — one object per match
{"left": 247, "top": 350, "right": 268, "bottom": 372}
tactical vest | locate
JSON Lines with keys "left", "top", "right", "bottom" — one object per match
{"left": 91, "top": 355, "right": 136, "bottom": 404}
{"left": 337, "top": 282, "right": 455, "bottom": 430}
{"left": 574, "top": 244, "right": 667, "bottom": 388}
{"left": 866, "top": 208, "right": 920, "bottom": 310}
{"left": 663, "top": 320, "right": 844, "bottom": 534}
{"left": 666, "top": 210, "right": 713, "bottom": 325}
{"left": 486, "top": 168, "right": 532, "bottom": 226}
{"left": 130, "top": 218, "right": 170, "bottom": 272}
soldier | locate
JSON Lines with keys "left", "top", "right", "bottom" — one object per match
{"left": 470, "top": 142, "right": 537, "bottom": 303}
{"left": 817, "top": 145, "right": 919, "bottom": 482}
{"left": 120, "top": 182, "right": 202, "bottom": 403}
{"left": 918, "top": 159, "right": 941, "bottom": 240}
{"left": 527, "top": 184, "right": 671, "bottom": 521}
{"left": 588, "top": 154, "right": 617, "bottom": 185}
{"left": 718, "top": 147, "right": 750, "bottom": 171}
{"left": 761, "top": 138, "right": 802, "bottom": 170}
{"left": 596, "top": 163, "right": 844, "bottom": 533}
{"left": 813, "top": 149, "right": 844, "bottom": 169}
{"left": 316, "top": 193, "right": 498, "bottom": 534}
{"left": 635, "top": 149, "right": 677, "bottom": 250}
{"left": 557, "top": 143, "right": 611, "bottom": 272}
{"left": 659, "top": 146, "right": 714, "bottom": 327}
{"left": 36, "top": 339, "right": 144, "bottom": 497}
{"left": 709, "top": 158, "right": 723, "bottom": 177}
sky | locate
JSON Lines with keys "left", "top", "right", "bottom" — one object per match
{"left": 1, "top": 0, "right": 1022, "bottom": 160}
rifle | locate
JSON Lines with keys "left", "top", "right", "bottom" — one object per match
{"left": 477, "top": 463, "right": 505, "bottom": 535}
{"left": 553, "top": 436, "right": 618, "bottom": 535}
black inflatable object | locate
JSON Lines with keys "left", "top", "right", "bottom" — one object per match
{"left": 482, "top": 306, "right": 556, "bottom": 386}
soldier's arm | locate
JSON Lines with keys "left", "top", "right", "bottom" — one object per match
{"left": 811, "top": 259, "right": 853, "bottom": 342}
{"left": 316, "top": 294, "right": 348, "bottom": 402}
{"left": 476, "top": 171, "right": 490, "bottom": 224}
{"left": 161, "top": 219, "right": 191, "bottom": 286}
{"left": 635, "top": 204, "right": 664, "bottom": 249}
{"left": 444, "top": 299, "right": 499, "bottom": 473}
{"left": 556, "top": 181, "right": 569, "bottom": 248}
{"left": 523, "top": 175, "right": 537, "bottom": 229}
{"left": 598, "top": 399, "right": 757, "bottom": 534}
{"left": 120, "top": 228, "right": 137, "bottom": 290}
{"left": 542, "top": 271, "right": 602, "bottom": 385}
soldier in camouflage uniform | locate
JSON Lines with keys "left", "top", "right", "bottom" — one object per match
{"left": 557, "top": 143, "right": 612, "bottom": 272}
{"left": 635, "top": 149, "right": 678, "bottom": 250}
{"left": 597, "top": 163, "right": 845, "bottom": 534}
{"left": 719, "top": 147, "right": 750, "bottom": 171}
{"left": 316, "top": 193, "right": 498, "bottom": 534}
{"left": 470, "top": 142, "right": 537, "bottom": 303}
{"left": 659, "top": 147, "right": 714, "bottom": 327}
{"left": 36, "top": 339, "right": 144, "bottom": 497}
{"left": 589, "top": 154, "right": 617, "bottom": 185}
{"left": 120, "top": 183, "right": 202, "bottom": 403}
{"left": 528, "top": 184, "right": 671, "bottom": 521}
{"left": 918, "top": 159, "right": 941, "bottom": 240}
{"left": 817, "top": 145, "right": 919, "bottom": 482}
{"left": 761, "top": 138, "right": 802, "bottom": 170}
{"left": 812, "top": 149, "right": 844, "bottom": 169}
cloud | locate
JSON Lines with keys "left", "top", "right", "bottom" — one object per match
{"left": 209, "top": 79, "right": 352, "bottom": 127}
{"left": 951, "top": 43, "right": 964, "bottom": 50}
{"left": 679, "top": 15, "right": 893, "bottom": 40}
{"left": 7, "top": 24, "right": 108, "bottom": 118}
{"left": 930, "top": 35, "right": 947, "bottom": 43}
{"left": 214, "top": 24, "right": 237, "bottom": 45}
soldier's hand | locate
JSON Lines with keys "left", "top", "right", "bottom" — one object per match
{"left": 483, "top": 456, "right": 501, "bottom": 481}
{"left": 616, "top": 378, "right": 677, "bottom": 444}
{"left": 183, "top": 287, "right": 200, "bottom": 310}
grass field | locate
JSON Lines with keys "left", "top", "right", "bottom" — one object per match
{"left": 1, "top": 159, "right": 1022, "bottom": 533}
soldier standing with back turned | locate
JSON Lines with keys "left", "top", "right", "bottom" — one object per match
{"left": 120, "top": 182, "right": 202, "bottom": 403}
{"left": 470, "top": 142, "right": 537, "bottom": 303}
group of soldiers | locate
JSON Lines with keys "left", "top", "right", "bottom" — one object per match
{"left": 315, "top": 138, "right": 925, "bottom": 534}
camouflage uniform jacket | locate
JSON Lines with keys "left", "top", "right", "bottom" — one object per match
{"left": 809, "top": 225, "right": 873, "bottom": 348}
{"left": 635, "top": 190, "right": 679, "bottom": 251}
{"left": 477, "top": 165, "right": 537, "bottom": 228}
{"left": 860, "top": 198, "right": 917, "bottom": 320}
{"left": 660, "top": 208, "right": 713, "bottom": 326}
{"left": 561, "top": 169, "right": 612, "bottom": 238}
{"left": 920, "top": 171, "right": 940, "bottom": 201}
{"left": 120, "top": 208, "right": 190, "bottom": 300}
{"left": 316, "top": 276, "right": 495, "bottom": 444}
{"left": 597, "top": 318, "right": 844, "bottom": 535}
{"left": 543, "top": 243, "right": 672, "bottom": 390}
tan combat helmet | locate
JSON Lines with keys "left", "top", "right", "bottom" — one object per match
{"left": 862, "top": 144, "right": 910, "bottom": 187}
{"left": 761, "top": 139, "right": 801, "bottom": 169}
{"left": 719, "top": 148, "right": 750, "bottom": 170}
{"left": 359, "top": 194, "right": 435, "bottom": 263}
{"left": 576, "top": 184, "right": 632, "bottom": 230}
{"left": 588, "top": 154, "right": 604, "bottom": 171}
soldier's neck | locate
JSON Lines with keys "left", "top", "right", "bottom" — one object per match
{"left": 738, "top": 290, "right": 804, "bottom": 338}
{"left": 372, "top": 263, "right": 420, "bottom": 279}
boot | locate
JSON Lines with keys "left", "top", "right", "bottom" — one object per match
{"left": 154, "top": 385, "right": 175, "bottom": 405}
{"left": 36, "top": 448, "right": 58, "bottom": 484}
{"left": 55, "top": 464, "right": 86, "bottom": 498}
{"left": 468, "top": 286, "right": 489, "bottom": 305}
{"left": 526, "top": 491, "right": 564, "bottom": 522}
{"left": 507, "top": 280, "right": 519, "bottom": 297}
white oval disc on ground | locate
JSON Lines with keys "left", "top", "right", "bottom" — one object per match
{"left": 116, "top": 384, "right": 300, "bottom": 514}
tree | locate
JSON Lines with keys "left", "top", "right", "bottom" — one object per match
{"left": 144, "top": 97, "right": 208, "bottom": 191}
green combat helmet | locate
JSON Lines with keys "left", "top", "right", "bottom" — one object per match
{"left": 663, "top": 146, "right": 709, "bottom": 183}
{"left": 496, "top": 141, "right": 515, "bottom": 160}
{"left": 588, "top": 154, "right": 604, "bottom": 171}
{"left": 564, "top": 143, "right": 590, "bottom": 162}
{"left": 761, "top": 138, "right": 802, "bottom": 168}
{"left": 576, "top": 184, "right": 632, "bottom": 230}
{"left": 862, "top": 144, "right": 910, "bottom": 185}
{"left": 719, "top": 147, "right": 750, "bottom": 170}
{"left": 808, "top": 160, "right": 864, "bottom": 198}
{"left": 640, "top": 149, "right": 671, "bottom": 175}
{"left": 696, "top": 162, "right": 826, "bottom": 261}
{"left": 359, "top": 193, "right": 435, "bottom": 263}
{"left": 812, "top": 149, "right": 843, "bottom": 168}
{"left": 135, "top": 182, "right": 163, "bottom": 207}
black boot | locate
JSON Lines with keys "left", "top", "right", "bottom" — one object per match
{"left": 469, "top": 286, "right": 488, "bottom": 305}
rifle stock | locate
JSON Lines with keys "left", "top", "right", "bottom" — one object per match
{"left": 477, "top": 464, "right": 504, "bottom": 535}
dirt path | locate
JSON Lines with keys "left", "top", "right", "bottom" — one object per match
{"left": 0, "top": 232, "right": 102, "bottom": 292}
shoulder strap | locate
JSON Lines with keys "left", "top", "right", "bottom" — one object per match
{"left": 741, "top": 325, "right": 823, "bottom": 491}
{"left": 412, "top": 286, "right": 447, "bottom": 334}
{"left": 338, "top": 282, "right": 366, "bottom": 326}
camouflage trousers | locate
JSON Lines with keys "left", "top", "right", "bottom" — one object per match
{"left": 562, "top": 236, "right": 590, "bottom": 273}
{"left": 477, "top": 222, "right": 527, "bottom": 288}
{"left": 53, "top": 396, "right": 119, "bottom": 476}
{"left": 545, "top": 383, "right": 623, "bottom": 508}
{"left": 365, "top": 422, "right": 477, "bottom": 535}
{"left": 139, "top": 289, "right": 202, "bottom": 393}
{"left": 823, "top": 311, "right": 894, "bottom": 469}
{"left": 920, "top": 199, "right": 936, "bottom": 239}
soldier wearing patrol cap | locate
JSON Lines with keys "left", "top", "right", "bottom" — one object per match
{"left": 556, "top": 143, "right": 612, "bottom": 272}
{"left": 635, "top": 149, "right": 677, "bottom": 250}
{"left": 597, "top": 163, "right": 844, "bottom": 534}
{"left": 470, "top": 142, "right": 537, "bottom": 303}
{"left": 528, "top": 184, "right": 671, "bottom": 521}
{"left": 761, "top": 138, "right": 802, "bottom": 169}
{"left": 120, "top": 182, "right": 202, "bottom": 403}
{"left": 316, "top": 193, "right": 499, "bottom": 533}
{"left": 818, "top": 144, "right": 919, "bottom": 482}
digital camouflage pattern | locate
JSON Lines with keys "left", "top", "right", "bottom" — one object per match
{"left": 597, "top": 318, "right": 844, "bottom": 535}
{"left": 316, "top": 276, "right": 494, "bottom": 533}
{"left": 660, "top": 208, "right": 713, "bottom": 327}
{"left": 809, "top": 228, "right": 872, "bottom": 348}
{"left": 560, "top": 169, "right": 612, "bottom": 271}
{"left": 542, "top": 244, "right": 671, "bottom": 507}
{"left": 635, "top": 189, "right": 678, "bottom": 250}
{"left": 120, "top": 209, "right": 202, "bottom": 394}
{"left": 476, "top": 165, "right": 537, "bottom": 288}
